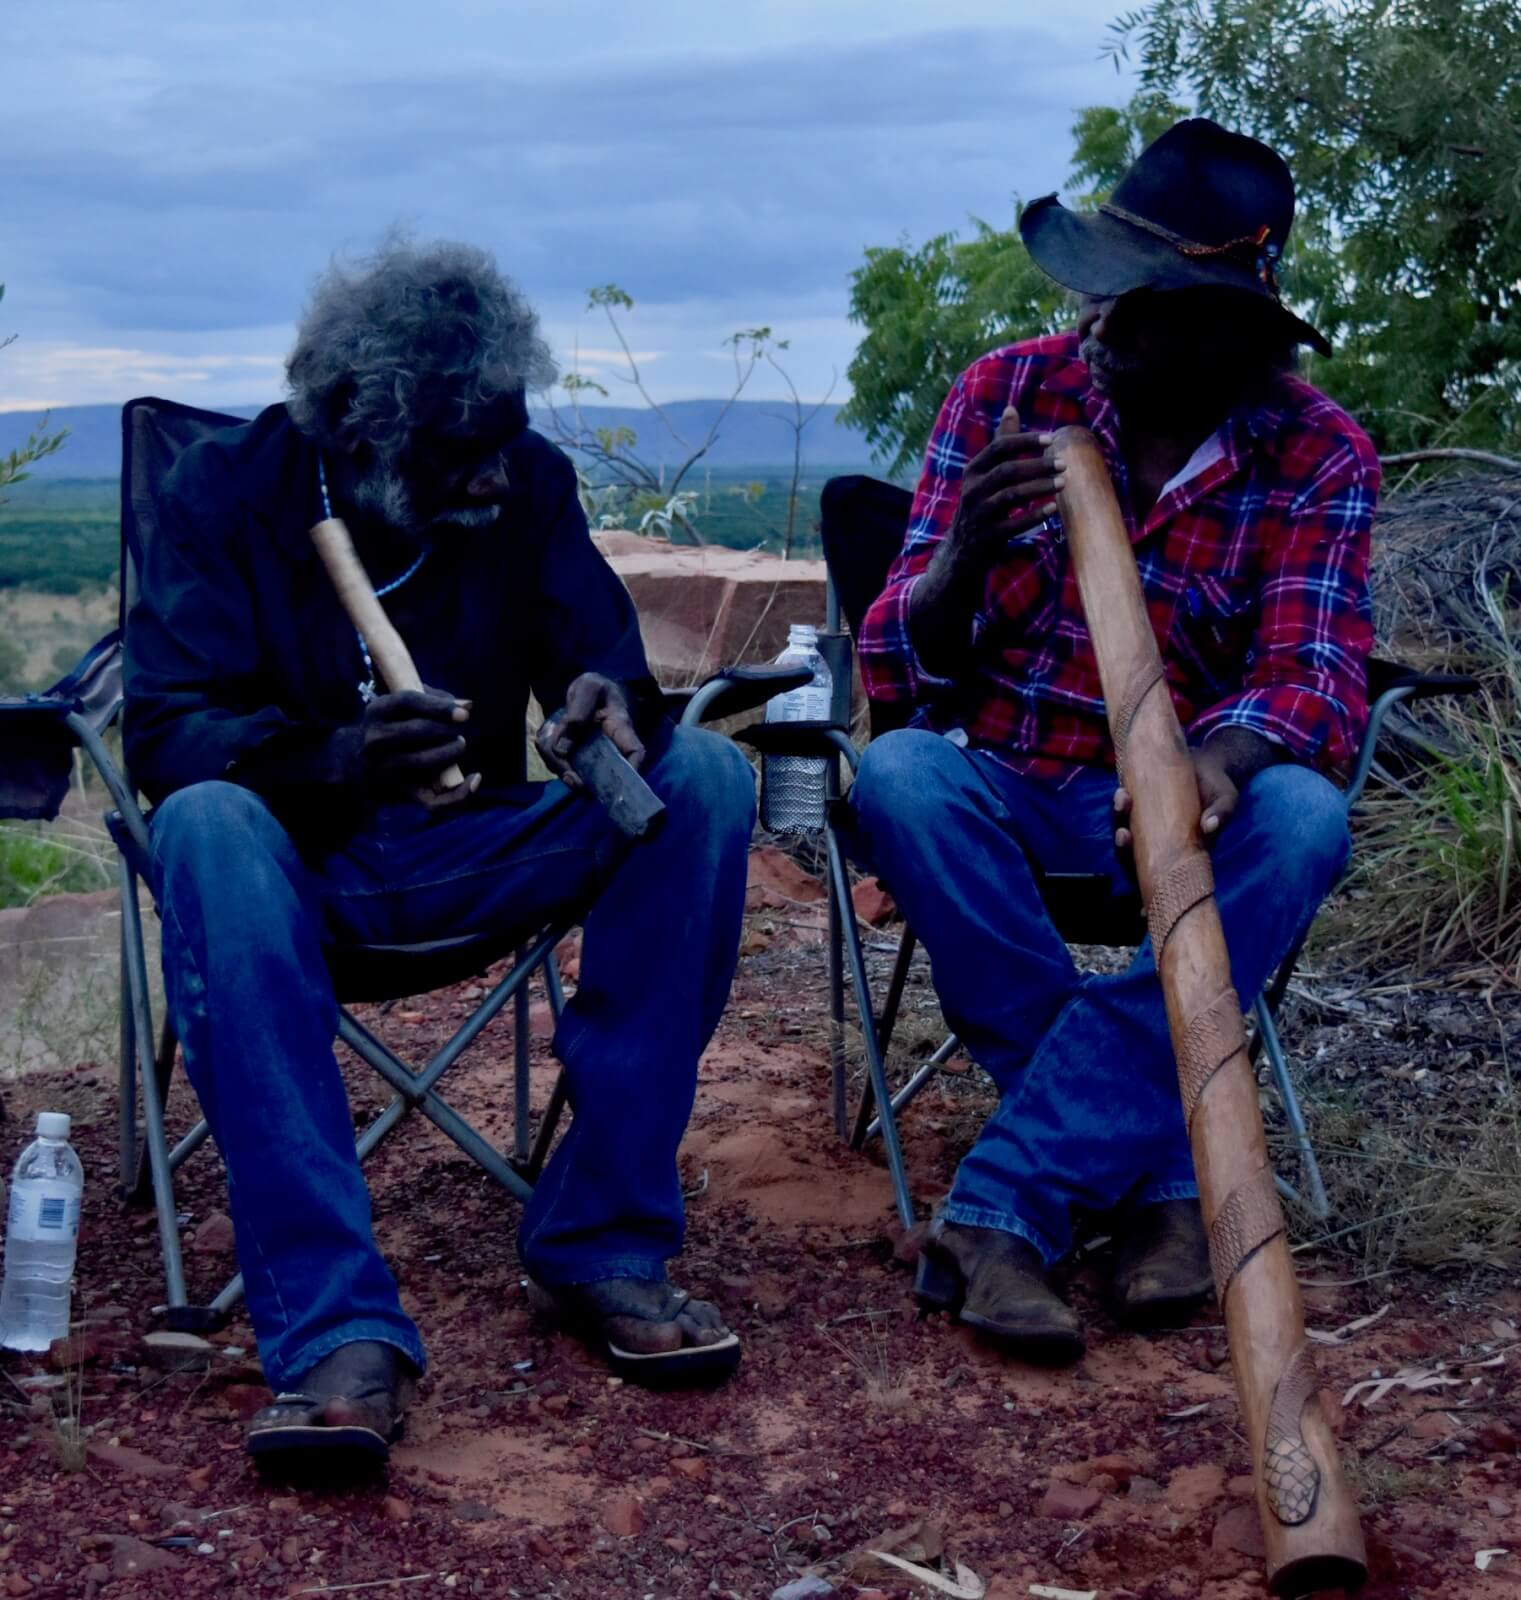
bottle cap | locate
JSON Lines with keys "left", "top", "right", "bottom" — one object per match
{"left": 36, "top": 1112, "right": 71, "bottom": 1141}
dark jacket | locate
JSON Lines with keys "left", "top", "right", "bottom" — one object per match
{"left": 123, "top": 404, "right": 661, "bottom": 841}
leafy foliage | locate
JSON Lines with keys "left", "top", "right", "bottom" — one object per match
{"left": 844, "top": 1, "right": 1521, "bottom": 470}
{"left": 1107, "top": 0, "right": 1521, "bottom": 455}
{"left": 839, "top": 99, "right": 1183, "bottom": 475}
{"left": 0, "top": 284, "right": 68, "bottom": 500}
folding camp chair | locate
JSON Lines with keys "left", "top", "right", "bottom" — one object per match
{"left": 744, "top": 472, "right": 1480, "bottom": 1232}
{"left": 0, "top": 396, "right": 806, "bottom": 1333}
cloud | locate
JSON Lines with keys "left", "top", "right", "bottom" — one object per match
{"left": 4, "top": 1, "right": 1135, "bottom": 402}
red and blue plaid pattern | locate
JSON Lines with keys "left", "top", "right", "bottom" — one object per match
{"left": 857, "top": 333, "right": 1378, "bottom": 780}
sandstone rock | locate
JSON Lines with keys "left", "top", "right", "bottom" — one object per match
{"left": 771, "top": 1578, "right": 834, "bottom": 1600}
{"left": 48, "top": 1329, "right": 100, "bottom": 1370}
{"left": 221, "top": 1384, "right": 273, "bottom": 1421}
{"left": 382, "top": 1496, "right": 412, "bottom": 1523}
{"left": 108, "top": 1536, "right": 180, "bottom": 1579}
{"left": 541, "top": 1393, "right": 571, "bottom": 1415}
{"left": 592, "top": 533, "right": 828, "bottom": 687}
{"left": 850, "top": 878, "right": 897, "bottom": 927}
{"left": 671, "top": 1456, "right": 708, "bottom": 1480}
{"left": 1476, "top": 1420, "right": 1519, "bottom": 1453}
{"left": 1165, "top": 1462, "right": 1226, "bottom": 1513}
{"left": 86, "top": 1441, "right": 177, "bottom": 1480}
{"left": 1211, "top": 1504, "right": 1266, "bottom": 1560}
{"left": 1084, "top": 1452, "right": 1141, "bottom": 1489}
{"left": 602, "top": 1495, "right": 644, "bottom": 1537}
{"left": 1410, "top": 1412, "right": 1454, "bottom": 1440}
{"left": 747, "top": 845, "right": 826, "bottom": 908}
{"left": 1038, "top": 1479, "right": 1103, "bottom": 1519}
{"left": 142, "top": 1330, "right": 217, "bottom": 1372}
{"left": 191, "top": 1211, "right": 236, "bottom": 1255}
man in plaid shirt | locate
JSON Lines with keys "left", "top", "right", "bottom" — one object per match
{"left": 849, "top": 119, "right": 1376, "bottom": 1361}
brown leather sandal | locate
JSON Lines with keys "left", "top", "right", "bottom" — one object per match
{"left": 526, "top": 1277, "right": 742, "bottom": 1389}
{"left": 245, "top": 1340, "right": 417, "bottom": 1476}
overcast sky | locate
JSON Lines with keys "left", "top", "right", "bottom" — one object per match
{"left": 3, "top": 1, "right": 1135, "bottom": 413}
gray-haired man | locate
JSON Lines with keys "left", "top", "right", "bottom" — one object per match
{"left": 124, "top": 239, "right": 755, "bottom": 1472}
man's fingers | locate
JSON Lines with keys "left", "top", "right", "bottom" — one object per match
{"left": 386, "top": 737, "right": 469, "bottom": 775}
{"left": 418, "top": 772, "right": 482, "bottom": 812}
{"left": 1113, "top": 786, "right": 1131, "bottom": 816}
{"left": 981, "top": 479, "right": 1062, "bottom": 518}
{"left": 595, "top": 707, "right": 646, "bottom": 770}
{"left": 966, "top": 430, "right": 1056, "bottom": 478}
{"left": 561, "top": 674, "right": 607, "bottom": 727}
{"left": 370, "top": 717, "right": 470, "bottom": 754}
{"left": 371, "top": 688, "right": 466, "bottom": 723}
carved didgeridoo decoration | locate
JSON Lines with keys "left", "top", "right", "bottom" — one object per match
{"left": 1052, "top": 427, "right": 1366, "bottom": 1595}
{"left": 310, "top": 516, "right": 468, "bottom": 791}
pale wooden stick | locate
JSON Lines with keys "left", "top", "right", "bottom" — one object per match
{"left": 309, "top": 517, "right": 466, "bottom": 790}
{"left": 1054, "top": 426, "right": 1365, "bottom": 1595}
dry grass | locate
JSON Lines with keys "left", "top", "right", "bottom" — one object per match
{"left": 1285, "top": 1089, "right": 1521, "bottom": 1272}
{"left": 1318, "top": 470, "right": 1521, "bottom": 980}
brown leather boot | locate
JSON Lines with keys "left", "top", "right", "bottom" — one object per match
{"left": 1108, "top": 1198, "right": 1215, "bottom": 1328}
{"left": 916, "top": 1217, "right": 1084, "bottom": 1365}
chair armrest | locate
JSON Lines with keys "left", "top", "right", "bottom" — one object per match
{"left": 0, "top": 632, "right": 125, "bottom": 821}
{"left": 1346, "top": 659, "right": 1485, "bottom": 809}
{"left": 670, "top": 664, "right": 815, "bottom": 727}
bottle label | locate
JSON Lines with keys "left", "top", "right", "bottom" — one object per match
{"left": 6, "top": 1182, "right": 81, "bottom": 1244}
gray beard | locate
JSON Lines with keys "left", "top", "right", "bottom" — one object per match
{"left": 1079, "top": 334, "right": 1145, "bottom": 393}
{"left": 351, "top": 468, "right": 501, "bottom": 539}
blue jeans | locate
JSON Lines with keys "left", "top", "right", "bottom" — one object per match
{"left": 150, "top": 725, "right": 755, "bottom": 1390}
{"left": 848, "top": 728, "right": 1350, "bottom": 1265}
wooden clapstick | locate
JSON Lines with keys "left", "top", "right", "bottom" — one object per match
{"left": 1052, "top": 427, "right": 1365, "bottom": 1595}
{"left": 310, "top": 516, "right": 467, "bottom": 791}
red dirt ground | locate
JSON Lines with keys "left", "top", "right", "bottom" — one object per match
{"left": 1, "top": 860, "right": 1518, "bottom": 1600}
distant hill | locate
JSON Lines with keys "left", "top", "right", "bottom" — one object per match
{"left": 0, "top": 398, "right": 880, "bottom": 479}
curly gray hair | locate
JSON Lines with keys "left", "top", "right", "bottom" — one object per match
{"left": 285, "top": 236, "right": 556, "bottom": 461}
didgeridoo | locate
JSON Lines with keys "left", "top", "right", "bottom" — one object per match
{"left": 310, "top": 517, "right": 468, "bottom": 791}
{"left": 1052, "top": 427, "right": 1365, "bottom": 1595}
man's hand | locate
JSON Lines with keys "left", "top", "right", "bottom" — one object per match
{"left": 535, "top": 673, "right": 645, "bottom": 787}
{"left": 948, "top": 406, "right": 1065, "bottom": 562}
{"left": 1113, "top": 728, "right": 1283, "bottom": 858}
{"left": 909, "top": 407, "right": 1065, "bottom": 677}
{"left": 1112, "top": 745, "right": 1238, "bottom": 859}
{"left": 334, "top": 688, "right": 481, "bottom": 812}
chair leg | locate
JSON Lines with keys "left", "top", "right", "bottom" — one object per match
{"left": 827, "top": 830, "right": 914, "bottom": 1227}
{"left": 130, "top": 1019, "right": 179, "bottom": 1205}
{"left": 524, "top": 1070, "right": 569, "bottom": 1181}
{"left": 1255, "top": 995, "right": 1330, "bottom": 1220}
{"left": 118, "top": 858, "right": 191, "bottom": 1316}
{"left": 827, "top": 829, "right": 848, "bottom": 1139}
{"left": 513, "top": 945, "right": 533, "bottom": 1164}
{"left": 849, "top": 926, "right": 917, "bottom": 1149}
{"left": 118, "top": 919, "right": 138, "bottom": 1196}
{"left": 864, "top": 1033, "right": 962, "bottom": 1142}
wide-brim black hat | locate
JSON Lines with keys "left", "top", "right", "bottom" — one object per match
{"left": 1019, "top": 118, "right": 1331, "bottom": 358}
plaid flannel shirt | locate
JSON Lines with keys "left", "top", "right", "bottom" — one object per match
{"left": 857, "top": 332, "right": 1378, "bottom": 781}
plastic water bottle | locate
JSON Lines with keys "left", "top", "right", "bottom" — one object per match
{"left": 0, "top": 1112, "right": 84, "bottom": 1352}
{"left": 760, "top": 623, "right": 833, "bottom": 834}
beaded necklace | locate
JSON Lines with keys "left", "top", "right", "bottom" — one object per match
{"left": 318, "top": 455, "right": 429, "bottom": 701}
